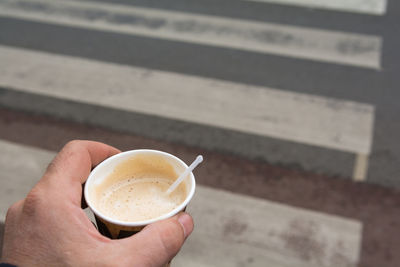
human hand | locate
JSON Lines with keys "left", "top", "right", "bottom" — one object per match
{"left": 1, "top": 140, "right": 194, "bottom": 266}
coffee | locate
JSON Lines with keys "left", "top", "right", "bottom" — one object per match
{"left": 92, "top": 153, "right": 187, "bottom": 222}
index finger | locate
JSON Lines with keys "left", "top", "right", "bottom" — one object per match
{"left": 45, "top": 140, "right": 121, "bottom": 186}
{"left": 41, "top": 140, "right": 120, "bottom": 206}
{"left": 25, "top": 140, "right": 119, "bottom": 208}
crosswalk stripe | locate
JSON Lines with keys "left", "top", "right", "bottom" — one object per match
{"left": 181, "top": 186, "right": 362, "bottom": 267}
{"left": 0, "top": 45, "right": 375, "bottom": 155}
{"left": 0, "top": 0, "right": 382, "bottom": 69}
{"left": 245, "top": 0, "right": 387, "bottom": 15}
{"left": 0, "top": 139, "right": 362, "bottom": 267}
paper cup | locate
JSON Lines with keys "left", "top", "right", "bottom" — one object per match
{"left": 84, "top": 149, "right": 196, "bottom": 239}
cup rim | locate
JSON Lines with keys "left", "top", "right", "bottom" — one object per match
{"left": 84, "top": 149, "right": 196, "bottom": 227}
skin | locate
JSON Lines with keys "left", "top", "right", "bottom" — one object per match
{"left": 1, "top": 140, "right": 194, "bottom": 267}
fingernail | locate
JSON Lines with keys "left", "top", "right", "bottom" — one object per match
{"left": 178, "top": 213, "right": 194, "bottom": 239}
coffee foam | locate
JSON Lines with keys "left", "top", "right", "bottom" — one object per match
{"left": 98, "top": 177, "right": 186, "bottom": 222}
{"left": 93, "top": 154, "right": 188, "bottom": 222}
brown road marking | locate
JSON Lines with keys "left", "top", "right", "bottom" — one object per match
{"left": 0, "top": 107, "right": 399, "bottom": 267}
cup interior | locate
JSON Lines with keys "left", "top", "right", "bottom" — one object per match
{"left": 84, "top": 149, "right": 196, "bottom": 227}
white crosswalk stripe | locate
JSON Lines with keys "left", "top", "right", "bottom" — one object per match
{"left": 0, "top": 139, "right": 362, "bottom": 267}
{"left": 0, "top": 45, "right": 374, "bottom": 155}
{"left": 0, "top": 0, "right": 382, "bottom": 69}
{"left": 245, "top": 0, "right": 387, "bottom": 15}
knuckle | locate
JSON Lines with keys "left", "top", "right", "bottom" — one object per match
{"left": 46, "top": 140, "right": 83, "bottom": 174}
{"left": 63, "top": 140, "right": 85, "bottom": 161}
{"left": 22, "top": 187, "right": 44, "bottom": 216}
{"left": 45, "top": 160, "right": 57, "bottom": 173}
{"left": 5, "top": 200, "right": 23, "bottom": 221}
{"left": 65, "top": 140, "right": 83, "bottom": 149}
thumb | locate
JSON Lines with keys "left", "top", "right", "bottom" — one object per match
{"left": 123, "top": 213, "right": 194, "bottom": 266}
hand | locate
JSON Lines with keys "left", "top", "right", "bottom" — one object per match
{"left": 1, "top": 140, "right": 194, "bottom": 266}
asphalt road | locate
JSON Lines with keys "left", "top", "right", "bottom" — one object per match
{"left": 0, "top": 0, "right": 399, "bottom": 186}
{"left": 0, "top": 108, "right": 400, "bottom": 267}
{"left": 1, "top": 1, "right": 400, "bottom": 266}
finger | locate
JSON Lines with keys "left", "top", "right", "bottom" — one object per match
{"left": 121, "top": 213, "right": 194, "bottom": 266}
{"left": 40, "top": 140, "right": 120, "bottom": 205}
{"left": 45, "top": 140, "right": 120, "bottom": 185}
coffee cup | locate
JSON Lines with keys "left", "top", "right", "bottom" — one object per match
{"left": 84, "top": 149, "right": 196, "bottom": 239}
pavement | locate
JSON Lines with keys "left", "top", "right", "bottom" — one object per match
{"left": 1, "top": 0, "right": 400, "bottom": 266}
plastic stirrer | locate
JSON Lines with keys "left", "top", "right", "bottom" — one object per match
{"left": 166, "top": 155, "right": 203, "bottom": 195}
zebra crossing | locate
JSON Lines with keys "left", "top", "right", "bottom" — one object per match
{"left": 0, "top": 0, "right": 382, "bottom": 68}
{"left": 0, "top": 45, "right": 374, "bottom": 155}
{"left": 0, "top": 0, "right": 384, "bottom": 181}
{"left": 0, "top": 0, "right": 398, "bottom": 265}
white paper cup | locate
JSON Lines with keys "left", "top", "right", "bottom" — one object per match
{"left": 84, "top": 149, "right": 196, "bottom": 239}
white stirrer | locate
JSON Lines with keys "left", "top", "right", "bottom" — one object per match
{"left": 166, "top": 155, "right": 203, "bottom": 195}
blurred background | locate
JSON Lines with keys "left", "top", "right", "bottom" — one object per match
{"left": 0, "top": 0, "right": 399, "bottom": 266}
